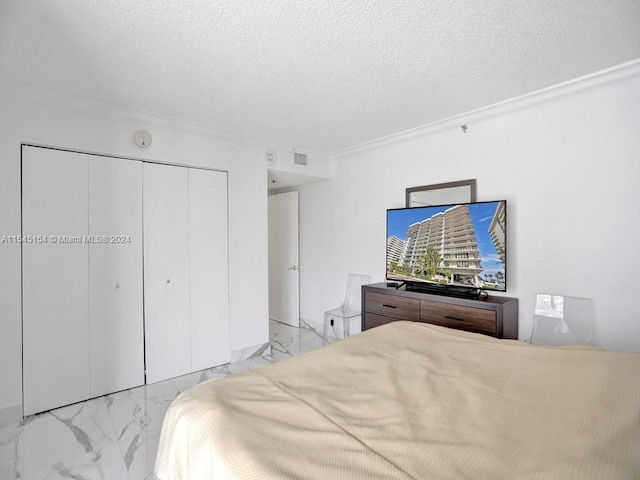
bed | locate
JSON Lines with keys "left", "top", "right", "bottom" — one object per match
{"left": 154, "top": 321, "right": 640, "bottom": 479}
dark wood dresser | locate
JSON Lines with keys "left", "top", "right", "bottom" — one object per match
{"left": 362, "top": 283, "right": 518, "bottom": 339}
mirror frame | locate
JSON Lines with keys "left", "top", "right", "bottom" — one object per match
{"left": 406, "top": 179, "right": 477, "bottom": 208}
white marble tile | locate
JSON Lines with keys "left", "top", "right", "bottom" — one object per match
{"left": 105, "top": 378, "right": 186, "bottom": 480}
{"left": 108, "top": 381, "right": 178, "bottom": 439}
{"left": 230, "top": 341, "right": 270, "bottom": 363}
{"left": 169, "top": 368, "right": 226, "bottom": 394}
{"left": 1, "top": 320, "right": 321, "bottom": 480}
{"left": 14, "top": 397, "right": 129, "bottom": 480}
{"left": 269, "top": 319, "right": 327, "bottom": 359}
{"left": 0, "top": 421, "right": 21, "bottom": 479}
{"left": 117, "top": 430, "right": 160, "bottom": 480}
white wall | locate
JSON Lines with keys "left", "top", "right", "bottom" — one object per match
{"left": 0, "top": 87, "right": 276, "bottom": 418}
{"left": 299, "top": 72, "right": 640, "bottom": 351}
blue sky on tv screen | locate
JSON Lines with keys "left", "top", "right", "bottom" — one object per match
{"left": 387, "top": 202, "right": 505, "bottom": 276}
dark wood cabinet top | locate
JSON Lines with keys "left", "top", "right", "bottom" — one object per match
{"left": 362, "top": 283, "right": 518, "bottom": 339}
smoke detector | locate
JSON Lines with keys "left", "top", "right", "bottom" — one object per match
{"left": 134, "top": 129, "right": 152, "bottom": 148}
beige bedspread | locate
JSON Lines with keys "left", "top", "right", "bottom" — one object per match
{"left": 155, "top": 322, "right": 640, "bottom": 479}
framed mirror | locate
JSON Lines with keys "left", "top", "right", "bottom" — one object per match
{"left": 406, "top": 179, "right": 477, "bottom": 207}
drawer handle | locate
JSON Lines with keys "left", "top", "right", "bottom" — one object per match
{"left": 445, "top": 315, "right": 465, "bottom": 322}
{"left": 382, "top": 304, "right": 397, "bottom": 309}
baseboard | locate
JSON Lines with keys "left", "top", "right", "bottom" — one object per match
{"left": 0, "top": 403, "right": 22, "bottom": 428}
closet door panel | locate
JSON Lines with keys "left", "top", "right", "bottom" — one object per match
{"left": 89, "top": 157, "right": 144, "bottom": 397}
{"left": 189, "top": 169, "right": 230, "bottom": 371}
{"left": 22, "top": 147, "right": 90, "bottom": 416}
{"left": 143, "top": 163, "right": 191, "bottom": 384}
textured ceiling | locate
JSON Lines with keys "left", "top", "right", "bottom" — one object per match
{"left": 1, "top": 0, "right": 639, "bottom": 153}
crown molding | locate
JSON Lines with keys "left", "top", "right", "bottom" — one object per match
{"left": 332, "top": 58, "right": 640, "bottom": 159}
{"left": 1, "top": 79, "right": 301, "bottom": 153}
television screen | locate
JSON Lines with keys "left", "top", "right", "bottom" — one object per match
{"left": 386, "top": 200, "right": 507, "bottom": 292}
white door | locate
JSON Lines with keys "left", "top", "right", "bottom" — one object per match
{"left": 188, "top": 168, "right": 230, "bottom": 371}
{"left": 22, "top": 147, "right": 91, "bottom": 416}
{"left": 143, "top": 163, "right": 191, "bottom": 384}
{"left": 268, "top": 191, "right": 299, "bottom": 327}
{"left": 144, "top": 164, "right": 229, "bottom": 383}
{"left": 89, "top": 156, "right": 144, "bottom": 397}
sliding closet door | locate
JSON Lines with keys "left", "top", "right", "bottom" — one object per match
{"left": 23, "top": 146, "right": 145, "bottom": 415}
{"left": 89, "top": 157, "right": 144, "bottom": 397}
{"left": 144, "top": 164, "right": 229, "bottom": 383}
{"left": 189, "top": 169, "right": 230, "bottom": 371}
{"left": 22, "top": 147, "right": 90, "bottom": 416}
{"left": 143, "top": 163, "right": 191, "bottom": 384}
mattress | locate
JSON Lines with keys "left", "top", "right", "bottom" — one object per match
{"left": 155, "top": 321, "right": 640, "bottom": 479}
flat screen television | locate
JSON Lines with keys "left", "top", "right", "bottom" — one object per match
{"left": 386, "top": 200, "right": 507, "bottom": 298}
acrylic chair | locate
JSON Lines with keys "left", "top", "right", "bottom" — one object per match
{"left": 322, "top": 274, "right": 370, "bottom": 345}
{"left": 529, "top": 294, "right": 595, "bottom": 346}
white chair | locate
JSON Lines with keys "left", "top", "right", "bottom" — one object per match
{"left": 322, "top": 274, "right": 370, "bottom": 345}
{"left": 530, "top": 294, "right": 595, "bottom": 346}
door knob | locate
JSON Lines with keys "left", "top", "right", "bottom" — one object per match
{"left": 287, "top": 265, "right": 299, "bottom": 271}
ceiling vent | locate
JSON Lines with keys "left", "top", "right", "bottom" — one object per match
{"left": 293, "top": 152, "right": 308, "bottom": 166}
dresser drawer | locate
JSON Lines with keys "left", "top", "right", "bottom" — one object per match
{"left": 420, "top": 300, "right": 497, "bottom": 336}
{"left": 364, "top": 292, "right": 420, "bottom": 321}
{"left": 361, "top": 284, "right": 517, "bottom": 338}
{"left": 363, "top": 312, "right": 399, "bottom": 330}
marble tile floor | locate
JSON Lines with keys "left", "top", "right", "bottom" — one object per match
{"left": 0, "top": 319, "right": 329, "bottom": 480}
